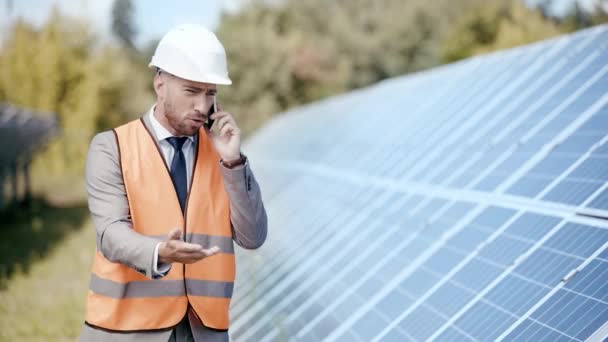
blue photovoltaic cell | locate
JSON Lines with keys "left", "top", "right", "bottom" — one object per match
{"left": 504, "top": 256, "right": 608, "bottom": 341}
{"left": 589, "top": 187, "right": 608, "bottom": 210}
{"left": 506, "top": 154, "right": 580, "bottom": 197}
{"left": 379, "top": 214, "right": 559, "bottom": 341}
{"left": 230, "top": 25, "right": 608, "bottom": 342}
{"left": 505, "top": 129, "right": 607, "bottom": 199}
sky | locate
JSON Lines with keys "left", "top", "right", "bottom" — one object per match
{"left": 0, "top": 0, "right": 601, "bottom": 48}
{"left": 0, "top": 0, "right": 243, "bottom": 47}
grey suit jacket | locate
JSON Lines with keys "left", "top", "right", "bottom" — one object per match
{"left": 80, "top": 114, "right": 268, "bottom": 342}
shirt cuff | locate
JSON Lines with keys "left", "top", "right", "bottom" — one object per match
{"left": 153, "top": 242, "right": 172, "bottom": 277}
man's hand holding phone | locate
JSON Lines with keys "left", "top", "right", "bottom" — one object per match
{"left": 205, "top": 98, "right": 242, "bottom": 163}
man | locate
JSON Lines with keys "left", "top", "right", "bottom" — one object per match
{"left": 80, "top": 24, "right": 268, "bottom": 342}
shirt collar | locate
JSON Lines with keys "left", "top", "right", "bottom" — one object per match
{"left": 147, "top": 105, "right": 195, "bottom": 143}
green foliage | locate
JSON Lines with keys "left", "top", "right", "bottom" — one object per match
{"left": 442, "top": 0, "right": 562, "bottom": 63}
{"left": 0, "top": 20, "right": 39, "bottom": 110}
{"left": 441, "top": 0, "right": 608, "bottom": 64}
{"left": 216, "top": 0, "right": 473, "bottom": 134}
{"left": 0, "top": 8, "right": 153, "bottom": 185}
{"left": 558, "top": 0, "right": 608, "bottom": 31}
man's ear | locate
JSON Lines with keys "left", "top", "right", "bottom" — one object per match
{"left": 153, "top": 71, "right": 164, "bottom": 97}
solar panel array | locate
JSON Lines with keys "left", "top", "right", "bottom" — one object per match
{"left": 231, "top": 24, "right": 608, "bottom": 341}
{"left": 0, "top": 103, "right": 57, "bottom": 206}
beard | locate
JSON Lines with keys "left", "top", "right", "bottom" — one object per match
{"left": 163, "top": 100, "right": 200, "bottom": 136}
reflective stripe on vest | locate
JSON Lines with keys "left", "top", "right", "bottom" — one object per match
{"left": 85, "top": 118, "right": 235, "bottom": 331}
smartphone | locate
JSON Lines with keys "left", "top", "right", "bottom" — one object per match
{"left": 205, "top": 96, "right": 217, "bottom": 130}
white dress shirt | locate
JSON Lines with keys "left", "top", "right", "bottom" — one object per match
{"left": 148, "top": 107, "right": 196, "bottom": 276}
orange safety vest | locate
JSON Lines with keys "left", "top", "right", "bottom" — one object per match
{"left": 85, "top": 118, "right": 235, "bottom": 331}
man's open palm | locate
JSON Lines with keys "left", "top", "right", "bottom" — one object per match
{"left": 158, "top": 227, "right": 220, "bottom": 264}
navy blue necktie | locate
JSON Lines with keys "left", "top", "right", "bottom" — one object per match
{"left": 167, "top": 137, "right": 188, "bottom": 213}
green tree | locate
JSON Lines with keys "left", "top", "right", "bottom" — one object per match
{"left": 0, "top": 19, "right": 39, "bottom": 109}
{"left": 34, "top": 8, "right": 67, "bottom": 114}
{"left": 94, "top": 45, "right": 155, "bottom": 132}
{"left": 216, "top": 0, "right": 475, "bottom": 134}
{"left": 441, "top": 0, "right": 562, "bottom": 62}
{"left": 559, "top": 0, "right": 608, "bottom": 31}
{"left": 111, "top": 0, "right": 137, "bottom": 50}
{"left": 0, "top": 8, "right": 153, "bottom": 191}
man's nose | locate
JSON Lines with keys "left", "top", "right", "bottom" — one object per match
{"left": 193, "top": 96, "right": 210, "bottom": 115}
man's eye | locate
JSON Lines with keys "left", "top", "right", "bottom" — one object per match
{"left": 185, "top": 89, "right": 196, "bottom": 93}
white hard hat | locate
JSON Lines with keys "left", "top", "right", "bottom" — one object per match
{"left": 149, "top": 24, "right": 232, "bottom": 85}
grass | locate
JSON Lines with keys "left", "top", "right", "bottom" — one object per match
{"left": 0, "top": 201, "right": 89, "bottom": 285}
{"left": 0, "top": 201, "right": 94, "bottom": 341}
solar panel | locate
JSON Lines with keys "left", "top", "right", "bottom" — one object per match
{"left": 0, "top": 103, "right": 57, "bottom": 207}
{"left": 0, "top": 103, "right": 57, "bottom": 170}
{"left": 231, "top": 24, "right": 608, "bottom": 342}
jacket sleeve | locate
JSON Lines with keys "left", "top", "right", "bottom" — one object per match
{"left": 220, "top": 157, "right": 268, "bottom": 249}
{"left": 86, "top": 131, "right": 161, "bottom": 278}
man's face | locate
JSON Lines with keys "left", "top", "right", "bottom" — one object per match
{"left": 154, "top": 71, "right": 217, "bottom": 136}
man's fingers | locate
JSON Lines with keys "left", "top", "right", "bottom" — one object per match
{"left": 174, "top": 252, "right": 205, "bottom": 262}
{"left": 214, "top": 116, "right": 230, "bottom": 132}
{"left": 178, "top": 245, "right": 220, "bottom": 257}
{"left": 212, "top": 113, "right": 237, "bottom": 130}
{"left": 164, "top": 240, "right": 221, "bottom": 264}
{"left": 175, "top": 242, "right": 204, "bottom": 253}
{"left": 167, "top": 227, "right": 182, "bottom": 240}
{"left": 165, "top": 240, "right": 201, "bottom": 252}
{"left": 210, "top": 110, "right": 232, "bottom": 121}
{"left": 174, "top": 246, "right": 221, "bottom": 263}
{"left": 218, "top": 121, "right": 232, "bottom": 137}
{"left": 202, "top": 246, "right": 221, "bottom": 257}
{"left": 220, "top": 123, "right": 240, "bottom": 138}
{"left": 209, "top": 111, "right": 240, "bottom": 137}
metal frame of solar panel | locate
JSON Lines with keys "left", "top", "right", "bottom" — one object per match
{"left": 231, "top": 24, "right": 608, "bottom": 342}
{"left": 0, "top": 103, "right": 57, "bottom": 208}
